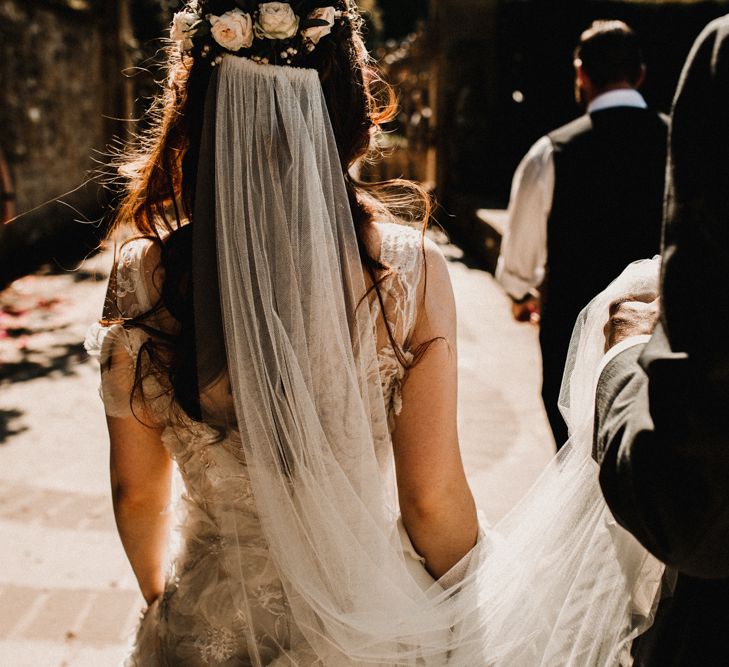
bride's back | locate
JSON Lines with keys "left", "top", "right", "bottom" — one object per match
{"left": 92, "top": 220, "right": 428, "bottom": 429}
{"left": 89, "top": 2, "right": 481, "bottom": 663}
{"left": 86, "top": 219, "right": 433, "bottom": 664}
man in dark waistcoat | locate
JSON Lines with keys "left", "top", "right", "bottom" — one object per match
{"left": 497, "top": 21, "right": 668, "bottom": 448}
{"left": 595, "top": 15, "right": 729, "bottom": 665}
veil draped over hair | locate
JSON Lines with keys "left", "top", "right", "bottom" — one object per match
{"left": 189, "top": 55, "right": 664, "bottom": 665}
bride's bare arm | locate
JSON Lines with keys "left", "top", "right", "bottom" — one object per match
{"left": 392, "top": 239, "right": 478, "bottom": 579}
{"left": 108, "top": 414, "right": 172, "bottom": 605}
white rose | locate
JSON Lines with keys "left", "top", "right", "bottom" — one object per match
{"left": 210, "top": 9, "right": 254, "bottom": 52}
{"left": 255, "top": 3, "right": 300, "bottom": 41}
{"left": 301, "top": 7, "right": 336, "bottom": 45}
{"left": 170, "top": 11, "right": 198, "bottom": 43}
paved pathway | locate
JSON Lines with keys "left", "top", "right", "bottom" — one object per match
{"left": 0, "top": 236, "right": 554, "bottom": 665}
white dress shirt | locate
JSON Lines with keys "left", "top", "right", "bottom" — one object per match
{"left": 495, "top": 89, "right": 649, "bottom": 300}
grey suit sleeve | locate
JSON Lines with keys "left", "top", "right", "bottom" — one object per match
{"left": 595, "top": 324, "right": 729, "bottom": 579}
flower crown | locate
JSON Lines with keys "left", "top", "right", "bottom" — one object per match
{"left": 171, "top": 1, "right": 349, "bottom": 67}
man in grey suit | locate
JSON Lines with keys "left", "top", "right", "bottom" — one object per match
{"left": 594, "top": 16, "right": 729, "bottom": 666}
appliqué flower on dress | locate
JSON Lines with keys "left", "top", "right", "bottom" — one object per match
{"left": 255, "top": 584, "right": 287, "bottom": 617}
{"left": 115, "top": 244, "right": 141, "bottom": 301}
{"left": 194, "top": 625, "right": 238, "bottom": 663}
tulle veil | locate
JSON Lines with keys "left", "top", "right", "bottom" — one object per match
{"left": 188, "top": 54, "right": 664, "bottom": 665}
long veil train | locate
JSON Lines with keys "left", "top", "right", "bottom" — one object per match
{"left": 190, "top": 55, "right": 664, "bottom": 665}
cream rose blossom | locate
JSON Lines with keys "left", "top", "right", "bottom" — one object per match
{"left": 210, "top": 9, "right": 254, "bottom": 52}
{"left": 255, "top": 3, "right": 300, "bottom": 40}
{"left": 301, "top": 7, "right": 336, "bottom": 45}
{"left": 171, "top": 11, "right": 198, "bottom": 50}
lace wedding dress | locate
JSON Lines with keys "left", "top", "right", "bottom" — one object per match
{"left": 85, "top": 222, "right": 428, "bottom": 666}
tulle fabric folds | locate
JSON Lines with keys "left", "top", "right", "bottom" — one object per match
{"left": 192, "top": 55, "right": 664, "bottom": 665}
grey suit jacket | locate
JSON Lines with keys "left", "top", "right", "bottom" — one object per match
{"left": 593, "top": 15, "right": 729, "bottom": 665}
{"left": 594, "top": 9, "right": 729, "bottom": 584}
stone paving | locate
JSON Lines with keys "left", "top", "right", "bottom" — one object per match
{"left": 0, "top": 236, "right": 554, "bottom": 666}
{"left": 0, "top": 252, "right": 141, "bottom": 666}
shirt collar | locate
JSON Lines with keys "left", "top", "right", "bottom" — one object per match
{"left": 588, "top": 89, "right": 648, "bottom": 114}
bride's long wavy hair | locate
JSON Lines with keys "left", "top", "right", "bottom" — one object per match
{"left": 106, "top": 0, "right": 431, "bottom": 422}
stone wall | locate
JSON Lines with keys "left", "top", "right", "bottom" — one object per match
{"left": 0, "top": 0, "right": 125, "bottom": 214}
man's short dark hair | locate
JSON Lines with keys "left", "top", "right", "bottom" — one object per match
{"left": 575, "top": 21, "right": 644, "bottom": 89}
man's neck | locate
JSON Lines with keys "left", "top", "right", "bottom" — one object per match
{"left": 592, "top": 83, "right": 635, "bottom": 99}
{"left": 587, "top": 88, "right": 647, "bottom": 114}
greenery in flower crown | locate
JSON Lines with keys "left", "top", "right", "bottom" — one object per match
{"left": 171, "top": 1, "right": 352, "bottom": 67}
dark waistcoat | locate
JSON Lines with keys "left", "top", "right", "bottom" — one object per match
{"left": 542, "top": 107, "right": 669, "bottom": 349}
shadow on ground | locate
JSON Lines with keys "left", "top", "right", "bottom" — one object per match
{"left": 0, "top": 342, "right": 88, "bottom": 385}
{"left": 0, "top": 408, "right": 28, "bottom": 445}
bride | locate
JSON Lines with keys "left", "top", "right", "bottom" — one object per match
{"left": 86, "top": 1, "right": 664, "bottom": 664}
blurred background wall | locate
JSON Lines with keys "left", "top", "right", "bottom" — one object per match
{"left": 0, "top": 0, "right": 186, "bottom": 221}
{"left": 0, "top": 0, "right": 134, "bottom": 216}
{"left": 0, "top": 0, "right": 177, "bottom": 286}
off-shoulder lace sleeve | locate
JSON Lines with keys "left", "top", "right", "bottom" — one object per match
{"left": 376, "top": 223, "right": 426, "bottom": 428}
{"left": 84, "top": 239, "right": 158, "bottom": 419}
{"left": 379, "top": 223, "right": 424, "bottom": 350}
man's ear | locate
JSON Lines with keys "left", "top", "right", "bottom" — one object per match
{"left": 574, "top": 59, "right": 588, "bottom": 89}
{"left": 635, "top": 64, "right": 647, "bottom": 90}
